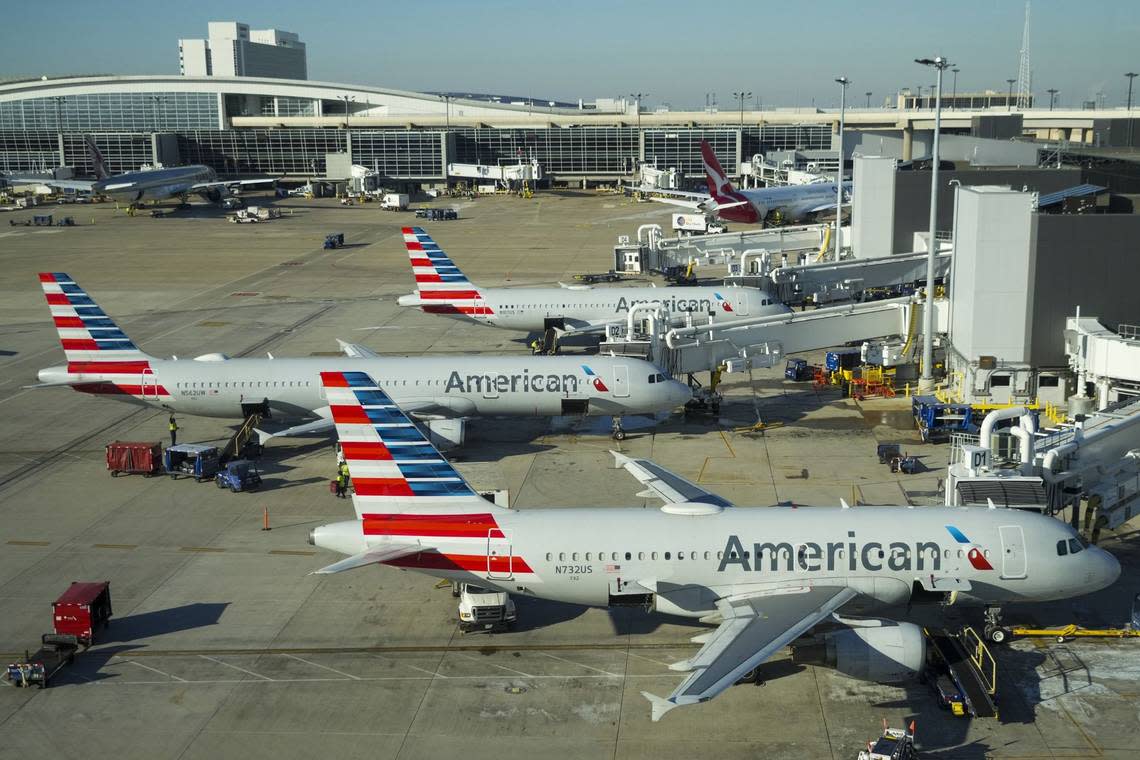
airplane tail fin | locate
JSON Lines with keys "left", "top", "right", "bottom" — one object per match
{"left": 321, "top": 370, "right": 497, "bottom": 520}
{"left": 400, "top": 227, "right": 491, "bottom": 316}
{"left": 39, "top": 273, "right": 150, "bottom": 364}
{"left": 700, "top": 140, "right": 735, "bottom": 198}
{"left": 85, "top": 136, "right": 109, "bottom": 179}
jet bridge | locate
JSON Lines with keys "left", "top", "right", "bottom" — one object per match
{"left": 945, "top": 399, "right": 1140, "bottom": 536}
{"left": 600, "top": 296, "right": 947, "bottom": 378}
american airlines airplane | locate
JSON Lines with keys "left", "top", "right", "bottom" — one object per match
{"left": 639, "top": 140, "right": 853, "bottom": 226}
{"left": 6, "top": 137, "right": 275, "bottom": 208}
{"left": 396, "top": 227, "right": 789, "bottom": 334}
{"left": 33, "top": 273, "right": 690, "bottom": 444}
{"left": 309, "top": 369, "right": 1121, "bottom": 721}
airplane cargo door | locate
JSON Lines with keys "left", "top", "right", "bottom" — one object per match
{"left": 487, "top": 529, "right": 513, "bottom": 580}
{"left": 141, "top": 368, "right": 159, "bottom": 400}
{"left": 613, "top": 365, "right": 629, "bottom": 397}
{"left": 998, "top": 525, "right": 1027, "bottom": 579}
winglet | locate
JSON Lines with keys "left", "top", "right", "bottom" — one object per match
{"left": 610, "top": 450, "right": 633, "bottom": 468}
{"left": 641, "top": 691, "right": 680, "bottom": 722}
{"left": 987, "top": 498, "right": 997, "bottom": 510}
{"left": 840, "top": 498, "right": 851, "bottom": 509}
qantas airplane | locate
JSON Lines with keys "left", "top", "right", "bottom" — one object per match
{"left": 396, "top": 226, "right": 789, "bottom": 334}
{"left": 309, "top": 369, "right": 1121, "bottom": 721}
{"left": 5, "top": 137, "right": 275, "bottom": 208}
{"left": 32, "top": 273, "right": 690, "bottom": 444}
{"left": 637, "top": 140, "right": 853, "bottom": 226}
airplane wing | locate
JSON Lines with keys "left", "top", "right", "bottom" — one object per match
{"left": 5, "top": 176, "right": 95, "bottom": 192}
{"left": 611, "top": 451, "right": 734, "bottom": 508}
{"left": 642, "top": 585, "right": 857, "bottom": 720}
{"left": 337, "top": 339, "right": 380, "bottom": 359}
{"left": 190, "top": 177, "right": 278, "bottom": 191}
{"left": 312, "top": 542, "right": 422, "bottom": 574}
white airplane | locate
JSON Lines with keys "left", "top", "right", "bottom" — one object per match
{"left": 309, "top": 369, "right": 1121, "bottom": 721}
{"left": 5, "top": 136, "right": 275, "bottom": 208}
{"left": 634, "top": 140, "right": 852, "bottom": 226}
{"left": 396, "top": 226, "right": 789, "bottom": 334}
{"left": 32, "top": 273, "right": 690, "bottom": 444}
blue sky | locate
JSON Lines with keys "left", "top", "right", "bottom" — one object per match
{"left": 4, "top": 0, "right": 1137, "bottom": 108}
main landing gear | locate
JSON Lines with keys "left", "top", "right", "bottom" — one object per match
{"left": 611, "top": 416, "right": 626, "bottom": 441}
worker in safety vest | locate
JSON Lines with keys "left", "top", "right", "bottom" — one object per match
{"left": 168, "top": 414, "right": 179, "bottom": 446}
{"left": 334, "top": 468, "right": 348, "bottom": 499}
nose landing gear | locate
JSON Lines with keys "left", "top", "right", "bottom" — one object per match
{"left": 983, "top": 606, "right": 1010, "bottom": 644}
{"left": 611, "top": 416, "right": 626, "bottom": 441}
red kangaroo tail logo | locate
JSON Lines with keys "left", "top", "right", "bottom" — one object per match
{"left": 700, "top": 140, "right": 734, "bottom": 197}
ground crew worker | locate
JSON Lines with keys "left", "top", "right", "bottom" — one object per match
{"left": 530, "top": 338, "right": 542, "bottom": 355}
{"left": 339, "top": 461, "right": 351, "bottom": 491}
{"left": 168, "top": 414, "right": 179, "bottom": 446}
{"left": 334, "top": 466, "right": 348, "bottom": 499}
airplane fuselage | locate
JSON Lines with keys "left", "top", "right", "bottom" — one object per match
{"left": 39, "top": 354, "right": 689, "bottom": 421}
{"left": 404, "top": 285, "right": 790, "bottom": 330}
{"left": 93, "top": 165, "right": 217, "bottom": 204}
{"left": 314, "top": 505, "right": 1119, "bottom": 615}
{"left": 718, "top": 181, "right": 854, "bottom": 225}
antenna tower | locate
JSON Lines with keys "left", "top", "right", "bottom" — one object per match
{"left": 1016, "top": 1, "right": 1032, "bottom": 109}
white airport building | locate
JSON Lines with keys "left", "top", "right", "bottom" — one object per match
{"left": 179, "top": 21, "right": 307, "bottom": 80}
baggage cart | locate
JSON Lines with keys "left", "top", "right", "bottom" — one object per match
{"left": 105, "top": 441, "right": 162, "bottom": 477}
{"left": 53, "top": 581, "right": 112, "bottom": 646}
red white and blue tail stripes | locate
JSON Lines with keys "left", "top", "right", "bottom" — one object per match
{"left": 40, "top": 272, "right": 144, "bottom": 362}
{"left": 322, "top": 371, "right": 484, "bottom": 515}
{"left": 402, "top": 227, "right": 492, "bottom": 316}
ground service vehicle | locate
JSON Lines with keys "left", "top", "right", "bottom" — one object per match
{"left": 6, "top": 635, "right": 79, "bottom": 688}
{"left": 215, "top": 460, "right": 262, "bottom": 492}
{"left": 52, "top": 582, "right": 112, "bottom": 646}
{"left": 105, "top": 441, "right": 162, "bottom": 477}
{"left": 457, "top": 583, "right": 516, "bottom": 633}
{"left": 165, "top": 444, "right": 221, "bottom": 481}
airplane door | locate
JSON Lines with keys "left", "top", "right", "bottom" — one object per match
{"left": 487, "top": 529, "right": 513, "bottom": 579}
{"left": 141, "top": 368, "right": 159, "bottom": 400}
{"left": 998, "top": 525, "right": 1027, "bottom": 579}
{"left": 612, "top": 365, "right": 629, "bottom": 398}
{"left": 473, "top": 296, "right": 490, "bottom": 322}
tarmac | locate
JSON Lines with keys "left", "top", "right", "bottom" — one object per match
{"left": 1, "top": 191, "right": 1138, "bottom": 759}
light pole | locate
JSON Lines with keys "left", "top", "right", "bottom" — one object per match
{"left": 951, "top": 67, "right": 959, "bottom": 109}
{"left": 629, "top": 92, "right": 646, "bottom": 132}
{"left": 340, "top": 94, "right": 355, "bottom": 128}
{"left": 1046, "top": 88, "right": 1059, "bottom": 111}
{"left": 833, "top": 76, "right": 850, "bottom": 260}
{"left": 53, "top": 96, "right": 65, "bottom": 166}
{"left": 440, "top": 94, "right": 452, "bottom": 132}
{"left": 1127, "top": 73, "right": 1137, "bottom": 146}
{"left": 916, "top": 56, "right": 951, "bottom": 391}
{"left": 732, "top": 91, "right": 751, "bottom": 129}
{"left": 1006, "top": 79, "right": 1016, "bottom": 111}
{"left": 865, "top": 91, "right": 872, "bottom": 108}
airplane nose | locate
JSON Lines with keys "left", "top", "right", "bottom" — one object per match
{"left": 1100, "top": 547, "right": 1122, "bottom": 588}
{"left": 669, "top": 380, "right": 692, "bottom": 407}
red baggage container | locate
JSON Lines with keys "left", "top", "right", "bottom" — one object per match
{"left": 53, "top": 582, "right": 112, "bottom": 647}
{"left": 105, "top": 441, "right": 162, "bottom": 477}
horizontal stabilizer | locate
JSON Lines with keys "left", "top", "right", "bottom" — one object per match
{"left": 312, "top": 542, "right": 421, "bottom": 574}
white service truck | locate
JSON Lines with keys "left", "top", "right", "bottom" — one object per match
{"left": 453, "top": 582, "right": 516, "bottom": 633}
{"left": 381, "top": 193, "right": 410, "bottom": 211}
{"left": 672, "top": 213, "right": 726, "bottom": 236}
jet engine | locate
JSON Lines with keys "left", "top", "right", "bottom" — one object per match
{"left": 203, "top": 188, "right": 223, "bottom": 203}
{"left": 791, "top": 619, "right": 924, "bottom": 683}
{"left": 424, "top": 418, "right": 466, "bottom": 450}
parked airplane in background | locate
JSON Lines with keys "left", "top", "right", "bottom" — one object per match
{"left": 33, "top": 273, "right": 690, "bottom": 444}
{"left": 308, "top": 369, "right": 1120, "bottom": 721}
{"left": 5, "top": 137, "right": 275, "bottom": 208}
{"left": 635, "top": 140, "right": 852, "bottom": 226}
{"left": 396, "top": 226, "right": 790, "bottom": 334}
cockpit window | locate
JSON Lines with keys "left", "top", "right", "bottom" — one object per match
{"left": 648, "top": 375, "right": 656, "bottom": 384}
{"left": 1068, "top": 537, "right": 1085, "bottom": 554}
{"left": 1056, "top": 539, "right": 1068, "bottom": 556}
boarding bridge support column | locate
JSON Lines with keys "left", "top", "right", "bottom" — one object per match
{"left": 902, "top": 125, "right": 914, "bottom": 161}
{"left": 345, "top": 130, "right": 353, "bottom": 165}
{"left": 851, "top": 157, "right": 897, "bottom": 258}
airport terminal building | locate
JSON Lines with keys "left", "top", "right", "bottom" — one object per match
{"left": 2, "top": 74, "right": 1135, "bottom": 189}
{"left": 0, "top": 75, "right": 835, "bottom": 185}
